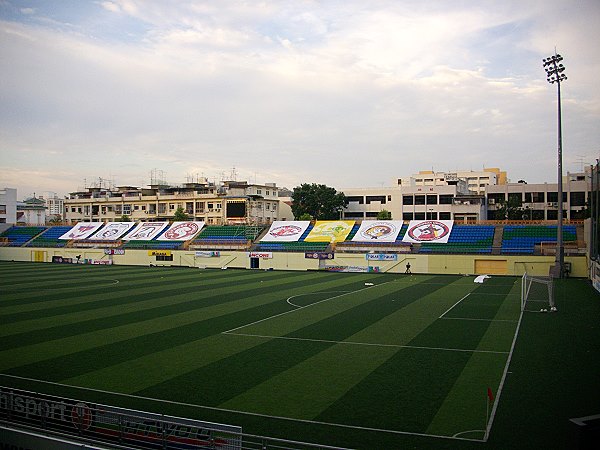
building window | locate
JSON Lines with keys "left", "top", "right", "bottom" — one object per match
{"left": 426, "top": 194, "right": 437, "bottom": 205}
{"left": 365, "top": 212, "right": 379, "bottom": 218}
{"left": 414, "top": 195, "right": 425, "bottom": 205}
{"left": 156, "top": 254, "right": 173, "bottom": 261}
{"left": 134, "top": 205, "right": 140, "bottom": 210}
{"left": 439, "top": 195, "right": 453, "bottom": 205}
{"left": 387, "top": 195, "right": 392, "bottom": 201}
{"left": 570, "top": 191, "right": 586, "bottom": 207}
{"left": 508, "top": 193, "right": 522, "bottom": 204}
{"left": 402, "top": 212, "right": 413, "bottom": 221}
{"left": 344, "top": 212, "right": 365, "bottom": 218}
{"left": 532, "top": 192, "right": 545, "bottom": 203}
{"left": 414, "top": 212, "right": 425, "bottom": 220}
{"left": 488, "top": 193, "right": 505, "bottom": 204}
{"left": 366, "top": 195, "right": 386, "bottom": 204}
{"left": 402, "top": 195, "right": 413, "bottom": 205}
{"left": 0, "top": 205, "right": 5, "bottom": 214}
{"left": 439, "top": 212, "right": 451, "bottom": 220}
{"left": 266, "top": 190, "right": 270, "bottom": 196}
{"left": 347, "top": 196, "right": 364, "bottom": 204}
{"left": 123, "top": 205, "right": 131, "bottom": 215}
{"left": 426, "top": 211, "right": 437, "bottom": 220}
{"left": 196, "top": 202, "right": 204, "bottom": 211}
{"left": 257, "top": 189, "right": 262, "bottom": 195}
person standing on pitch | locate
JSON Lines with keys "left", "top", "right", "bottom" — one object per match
{"left": 405, "top": 261, "right": 411, "bottom": 274}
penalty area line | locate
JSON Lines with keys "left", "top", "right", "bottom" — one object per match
{"left": 0, "top": 374, "right": 484, "bottom": 443}
{"left": 439, "top": 293, "right": 470, "bottom": 319}
{"left": 223, "top": 332, "right": 509, "bottom": 354}
{"left": 223, "top": 281, "right": 395, "bottom": 334}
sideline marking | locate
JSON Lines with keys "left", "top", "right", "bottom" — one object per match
{"left": 223, "top": 332, "right": 509, "bottom": 354}
{"left": 484, "top": 285, "right": 525, "bottom": 441}
{"left": 0, "top": 374, "right": 484, "bottom": 443}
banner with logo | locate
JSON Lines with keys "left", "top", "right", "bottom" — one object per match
{"left": 366, "top": 254, "right": 398, "bottom": 261}
{"left": 352, "top": 220, "right": 404, "bottom": 242}
{"left": 402, "top": 220, "right": 454, "bottom": 244}
{"left": 123, "top": 222, "right": 169, "bottom": 240}
{"left": 249, "top": 251, "right": 273, "bottom": 259}
{"left": 59, "top": 222, "right": 104, "bottom": 240}
{"left": 158, "top": 221, "right": 205, "bottom": 241}
{"left": 304, "top": 220, "right": 355, "bottom": 242}
{"left": 260, "top": 221, "right": 310, "bottom": 242}
{"left": 92, "top": 222, "right": 136, "bottom": 240}
{"left": 305, "top": 252, "right": 334, "bottom": 260}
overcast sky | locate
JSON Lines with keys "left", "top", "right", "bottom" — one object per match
{"left": 1, "top": 0, "right": 599, "bottom": 199}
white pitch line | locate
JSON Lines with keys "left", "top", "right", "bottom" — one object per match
{"left": 439, "top": 293, "right": 470, "bottom": 319}
{"left": 223, "top": 332, "right": 509, "bottom": 354}
{"left": 484, "top": 301, "right": 525, "bottom": 441}
{"left": 441, "top": 317, "right": 518, "bottom": 323}
{"left": 0, "top": 374, "right": 484, "bottom": 443}
{"left": 222, "top": 281, "right": 395, "bottom": 334}
{"left": 286, "top": 291, "right": 352, "bottom": 309}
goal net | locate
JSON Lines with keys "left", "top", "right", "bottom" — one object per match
{"left": 521, "top": 273, "right": 555, "bottom": 312}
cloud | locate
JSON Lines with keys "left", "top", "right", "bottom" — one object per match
{"left": 0, "top": 0, "right": 599, "bottom": 199}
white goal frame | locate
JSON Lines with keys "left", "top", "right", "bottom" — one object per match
{"left": 521, "top": 273, "right": 555, "bottom": 311}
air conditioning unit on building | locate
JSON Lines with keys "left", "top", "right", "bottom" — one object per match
{"left": 547, "top": 202, "right": 558, "bottom": 207}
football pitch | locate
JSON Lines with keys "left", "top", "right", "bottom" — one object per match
{"left": 0, "top": 261, "right": 598, "bottom": 449}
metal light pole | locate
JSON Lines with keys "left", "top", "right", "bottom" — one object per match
{"left": 543, "top": 52, "right": 567, "bottom": 278}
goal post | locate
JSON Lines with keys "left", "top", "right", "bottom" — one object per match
{"left": 521, "top": 273, "right": 555, "bottom": 312}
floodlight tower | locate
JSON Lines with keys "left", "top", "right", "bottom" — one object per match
{"left": 543, "top": 52, "right": 567, "bottom": 278}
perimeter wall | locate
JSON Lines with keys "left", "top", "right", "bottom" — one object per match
{"left": 0, "top": 247, "right": 588, "bottom": 277}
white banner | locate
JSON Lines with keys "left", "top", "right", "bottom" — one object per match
{"left": 352, "top": 220, "right": 404, "bottom": 242}
{"left": 158, "top": 222, "right": 205, "bottom": 241}
{"left": 260, "top": 221, "right": 310, "bottom": 242}
{"left": 92, "top": 222, "right": 136, "bottom": 240}
{"left": 366, "top": 254, "right": 398, "bottom": 261}
{"left": 59, "top": 222, "right": 103, "bottom": 240}
{"left": 122, "top": 222, "right": 169, "bottom": 240}
{"left": 402, "top": 220, "right": 454, "bottom": 244}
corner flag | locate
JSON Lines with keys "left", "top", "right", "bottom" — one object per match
{"left": 487, "top": 387, "right": 494, "bottom": 402}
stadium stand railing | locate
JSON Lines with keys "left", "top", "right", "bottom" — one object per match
{"left": 500, "top": 224, "right": 578, "bottom": 255}
{"left": 418, "top": 225, "right": 495, "bottom": 254}
{"left": 188, "top": 225, "right": 260, "bottom": 250}
{"left": 335, "top": 224, "right": 410, "bottom": 253}
{"left": 0, "top": 226, "right": 47, "bottom": 247}
{"left": 26, "top": 226, "right": 72, "bottom": 248}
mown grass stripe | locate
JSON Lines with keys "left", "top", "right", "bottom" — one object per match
{"left": 56, "top": 275, "right": 392, "bottom": 394}
{"left": 134, "top": 276, "right": 456, "bottom": 410}
{"left": 218, "top": 276, "right": 474, "bottom": 420}
{"left": 0, "top": 271, "right": 334, "bottom": 350}
{"left": 0, "top": 266, "right": 287, "bottom": 307}
{"left": 425, "top": 278, "right": 521, "bottom": 437}
{"left": 0, "top": 269, "right": 298, "bottom": 320}
{"left": 0, "top": 273, "right": 370, "bottom": 376}
{"left": 313, "top": 277, "right": 517, "bottom": 434}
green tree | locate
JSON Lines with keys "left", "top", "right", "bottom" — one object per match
{"left": 291, "top": 183, "right": 348, "bottom": 220}
{"left": 495, "top": 197, "right": 524, "bottom": 220}
{"left": 173, "top": 207, "right": 189, "bottom": 221}
{"left": 298, "top": 213, "right": 313, "bottom": 221}
{"left": 377, "top": 209, "right": 392, "bottom": 220}
{"left": 119, "top": 214, "right": 131, "bottom": 222}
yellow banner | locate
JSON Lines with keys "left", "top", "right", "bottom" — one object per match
{"left": 304, "top": 220, "right": 355, "bottom": 242}
{"left": 148, "top": 250, "right": 172, "bottom": 256}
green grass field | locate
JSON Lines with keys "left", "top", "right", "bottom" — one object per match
{"left": 1, "top": 261, "right": 599, "bottom": 449}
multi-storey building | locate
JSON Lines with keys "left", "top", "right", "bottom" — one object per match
{"left": 486, "top": 171, "right": 589, "bottom": 221}
{"left": 0, "top": 187, "right": 17, "bottom": 225}
{"left": 343, "top": 180, "right": 485, "bottom": 223}
{"left": 39, "top": 192, "right": 65, "bottom": 222}
{"left": 343, "top": 169, "right": 589, "bottom": 223}
{"left": 64, "top": 179, "right": 292, "bottom": 225}
{"left": 397, "top": 167, "right": 507, "bottom": 194}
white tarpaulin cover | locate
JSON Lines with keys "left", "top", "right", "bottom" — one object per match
{"left": 351, "top": 220, "right": 404, "bottom": 242}
{"left": 59, "top": 222, "right": 103, "bottom": 240}
{"left": 122, "top": 222, "right": 170, "bottom": 241}
{"left": 402, "top": 220, "right": 454, "bottom": 244}
{"left": 260, "top": 221, "right": 310, "bottom": 242}
{"left": 157, "top": 222, "right": 205, "bottom": 241}
{"left": 91, "top": 222, "right": 136, "bottom": 240}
